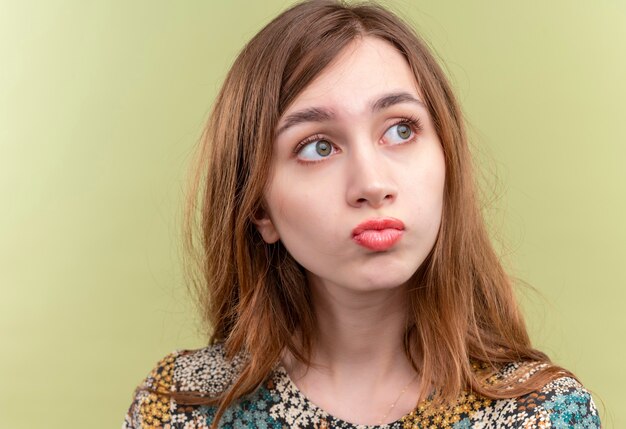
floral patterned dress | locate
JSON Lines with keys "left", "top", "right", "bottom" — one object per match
{"left": 122, "top": 343, "right": 601, "bottom": 429}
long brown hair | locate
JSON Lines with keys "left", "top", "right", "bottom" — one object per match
{"left": 161, "top": 0, "right": 572, "bottom": 425}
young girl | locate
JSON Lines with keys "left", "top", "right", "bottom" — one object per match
{"left": 123, "top": 1, "right": 600, "bottom": 428}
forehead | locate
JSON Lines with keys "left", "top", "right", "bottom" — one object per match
{"left": 281, "top": 36, "right": 422, "bottom": 118}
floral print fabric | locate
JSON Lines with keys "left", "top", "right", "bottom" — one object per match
{"left": 122, "top": 343, "right": 601, "bottom": 429}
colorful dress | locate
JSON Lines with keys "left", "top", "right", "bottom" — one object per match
{"left": 122, "top": 343, "right": 601, "bottom": 429}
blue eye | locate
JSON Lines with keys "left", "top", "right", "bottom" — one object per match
{"left": 297, "top": 139, "right": 334, "bottom": 161}
{"left": 384, "top": 123, "right": 413, "bottom": 145}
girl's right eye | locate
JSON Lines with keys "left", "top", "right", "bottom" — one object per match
{"left": 295, "top": 138, "right": 337, "bottom": 163}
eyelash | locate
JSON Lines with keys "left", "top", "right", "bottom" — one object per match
{"left": 292, "top": 116, "right": 424, "bottom": 164}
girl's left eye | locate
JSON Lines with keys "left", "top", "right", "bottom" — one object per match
{"left": 383, "top": 122, "right": 414, "bottom": 145}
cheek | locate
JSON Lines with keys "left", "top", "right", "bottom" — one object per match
{"left": 405, "top": 150, "right": 446, "bottom": 230}
{"left": 265, "top": 173, "right": 346, "bottom": 258}
{"left": 266, "top": 178, "right": 329, "bottom": 239}
{"left": 268, "top": 164, "right": 341, "bottom": 218}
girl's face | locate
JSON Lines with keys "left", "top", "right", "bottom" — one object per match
{"left": 255, "top": 36, "right": 446, "bottom": 293}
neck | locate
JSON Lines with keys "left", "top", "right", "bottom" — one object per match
{"left": 281, "top": 277, "right": 421, "bottom": 425}
{"left": 312, "top": 279, "right": 409, "bottom": 373}
{"left": 283, "top": 275, "right": 416, "bottom": 386}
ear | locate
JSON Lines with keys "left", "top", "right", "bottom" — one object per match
{"left": 251, "top": 206, "right": 280, "bottom": 244}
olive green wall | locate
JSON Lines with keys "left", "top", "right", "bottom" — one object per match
{"left": 1, "top": 1, "right": 622, "bottom": 427}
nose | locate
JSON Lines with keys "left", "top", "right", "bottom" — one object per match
{"left": 345, "top": 145, "right": 397, "bottom": 209}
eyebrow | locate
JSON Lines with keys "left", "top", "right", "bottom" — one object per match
{"left": 275, "top": 91, "right": 426, "bottom": 137}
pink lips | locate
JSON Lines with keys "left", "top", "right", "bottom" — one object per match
{"left": 352, "top": 217, "right": 405, "bottom": 251}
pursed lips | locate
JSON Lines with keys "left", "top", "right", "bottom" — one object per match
{"left": 352, "top": 217, "right": 405, "bottom": 251}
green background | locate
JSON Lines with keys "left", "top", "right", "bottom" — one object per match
{"left": 1, "top": 1, "right": 623, "bottom": 427}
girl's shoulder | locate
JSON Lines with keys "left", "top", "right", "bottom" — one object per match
{"left": 165, "top": 342, "right": 245, "bottom": 396}
{"left": 409, "top": 360, "right": 601, "bottom": 429}
{"left": 122, "top": 343, "right": 242, "bottom": 428}
{"left": 506, "top": 369, "right": 600, "bottom": 428}
{"left": 502, "top": 361, "right": 601, "bottom": 428}
{"left": 145, "top": 342, "right": 244, "bottom": 394}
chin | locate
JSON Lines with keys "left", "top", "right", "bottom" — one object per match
{"left": 345, "top": 268, "right": 416, "bottom": 292}
{"left": 359, "top": 255, "right": 422, "bottom": 289}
